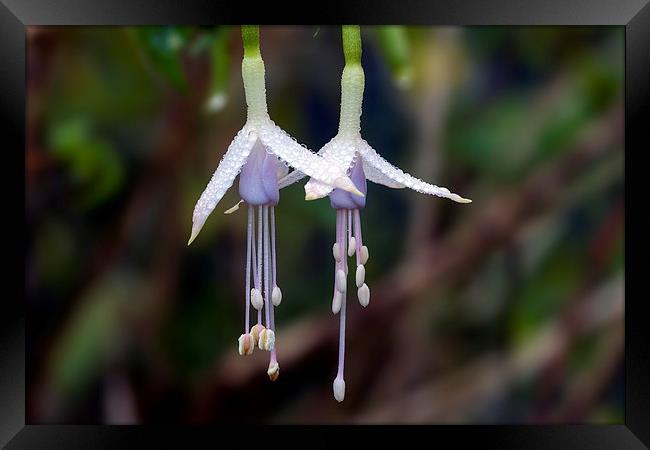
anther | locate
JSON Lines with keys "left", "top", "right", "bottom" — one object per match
{"left": 238, "top": 333, "right": 255, "bottom": 356}
{"left": 251, "top": 288, "right": 264, "bottom": 310}
{"left": 258, "top": 328, "right": 276, "bottom": 351}
{"left": 348, "top": 236, "right": 356, "bottom": 257}
{"left": 355, "top": 264, "right": 365, "bottom": 288}
{"left": 332, "top": 243, "right": 341, "bottom": 262}
{"left": 272, "top": 286, "right": 282, "bottom": 306}
{"left": 358, "top": 283, "right": 370, "bottom": 307}
{"left": 332, "top": 290, "right": 343, "bottom": 314}
{"left": 336, "top": 269, "right": 347, "bottom": 293}
{"left": 251, "top": 323, "right": 265, "bottom": 343}
{"left": 333, "top": 377, "right": 346, "bottom": 402}
{"left": 267, "top": 361, "right": 280, "bottom": 381}
{"left": 360, "top": 245, "right": 369, "bottom": 264}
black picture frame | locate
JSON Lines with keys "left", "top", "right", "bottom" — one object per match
{"left": 3, "top": 0, "right": 648, "bottom": 447}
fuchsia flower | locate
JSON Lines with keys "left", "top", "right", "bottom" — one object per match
{"left": 279, "top": 26, "right": 471, "bottom": 402}
{"left": 188, "top": 26, "right": 362, "bottom": 381}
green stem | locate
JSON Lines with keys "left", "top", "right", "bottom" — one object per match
{"left": 240, "top": 25, "right": 268, "bottom": 122}
{"left": 338, "top": 26, "right": 364, "bottom": 137}
{"left": 241, "top": 25, "right": 261, "bottom": 58}
{"left": 342, "top": 25, "right": 362, "bottom": 66}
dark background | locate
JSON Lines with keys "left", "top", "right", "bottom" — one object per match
{"left": 25, "top": 25, "right": 624, "bottom": 424}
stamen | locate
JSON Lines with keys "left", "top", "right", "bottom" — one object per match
{"left": 257, "top": 205, "right": 263, "bottom": 305}
{"left": 332, "top": 210, "right": 342, "bottom": 314}
{"left": 271, "top": 207, "right": 282, "bottom": 306}
{"left": 245, "top": 205, "right": 253, "bottom": 333}
{"left": 263, "top": 206, "right": 272, "bottom": 341}
{"left": 353, "top": 209, "right": 365, "bottom": 265}
{"left": 334, "top": 208, "right": 348, "bottom": 402}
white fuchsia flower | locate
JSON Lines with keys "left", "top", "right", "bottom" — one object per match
{"left": 188, "top": 26, "right": 362, "bottom": 381}
{"left": 279, "top": 26, "right": 471, "bottom": 402}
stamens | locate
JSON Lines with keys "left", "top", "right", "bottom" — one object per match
{"left": 353, "top": 209, "right": 370, "bottom": 307}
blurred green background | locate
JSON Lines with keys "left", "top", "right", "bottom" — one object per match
{"left": 26, "top": 25, "right": 624, "bottom": 424}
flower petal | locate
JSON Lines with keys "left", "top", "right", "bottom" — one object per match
{"left": 259, "top": 122, "right": 363, "bottom": 197}
{"left": 302, "top": 137, "right": 362, "bottom": 200}
{"left": 363, "top": 159, "right": 406, "bottom": 189}
{"left": 188, "top": 126, "right": 257, "bottom": 245}
{"left": 358, "top": 139, "right": 471, "bottom": 203}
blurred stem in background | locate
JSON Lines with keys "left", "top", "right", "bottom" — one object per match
{"left": 206, "top": 27, "right": 231, "bottom": 112}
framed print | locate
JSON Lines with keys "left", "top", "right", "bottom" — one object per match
{"left": 3, "top": 0, "right": 649, "bottom": 447}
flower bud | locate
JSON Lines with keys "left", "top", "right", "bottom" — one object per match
{"left": 272, "top": 286, "right": 282, "bottom": 306}
{"left": 238, "top": 333, "right": 254, "bottom": 356}
{"left": 267, "top": 361, "right": 280, "bottom": 382}
{"left": 251, "top": 288, "right": 264, "bottom": 310}
{"left": 258, "top": 328, "right": 275, "bottom": 351}
{"left": 358, "top": 283, "right": 370, "bottom": 307}
{"left": 251, "top": 323, "right": 265, "bottom": 343}
{"left": 355, "top": 264, "right": 365, "bottom": 288}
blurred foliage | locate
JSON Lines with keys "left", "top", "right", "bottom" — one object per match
{"left": 26, "top": 26, "right": 623, "bottom": 424}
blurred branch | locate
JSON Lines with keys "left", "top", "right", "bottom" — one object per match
{"left": 354, "top": 276, "right": 623, "bottom": 423}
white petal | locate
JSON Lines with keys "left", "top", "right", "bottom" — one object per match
{"left": 304, "top": 178, "right": 335, "bottom": 200}
{"left": 358, "top": 139, "right": 472, "bottom": 203}
{"left": 363, "top": 159, "right": 406, "bottom": 188}
{"left": 277, "top": 136, "right": 342, "bottom": 190}
{"left": 188, "top": 127, "right": 256, "bottom": 244}
{"left": 260, "top": 122, "right": 363, "bottom": 196}
{"left": 278, "top": 168, "right": 306, "bottom": 190}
